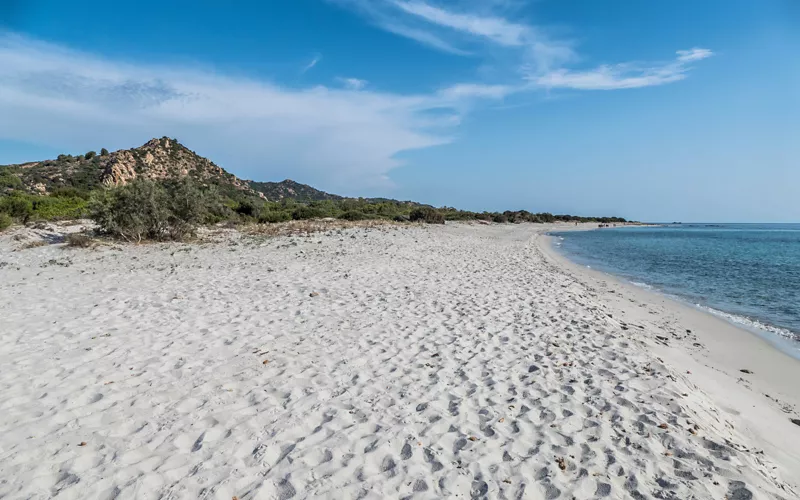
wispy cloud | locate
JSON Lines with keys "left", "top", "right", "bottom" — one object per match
{"left": 390, "top": 1, "right": 529, "bottom": 47}
{"left": 0, "top": 35, "right": 497, "bottom": 190}
{"left": 333, "top": 1, "right": 711, "bottom": 93}
{"left": 336, "top": 77, "right": 369, "bottom": 90}
{"left": 301, "top": 53, "right": 322, "bottom": 73}
{"left": 531, "top": 49, "right": 714, "bottom": 90}
{"left": 331, "top": 0, "right": 574, "bottom": 73}
{"left": 677, "top": 48, "right": 714, "bottom": 62}
{"left": 380, "top": 23, "right": 471, "bottom": 55}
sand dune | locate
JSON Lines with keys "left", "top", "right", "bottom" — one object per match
{"left": 1, "top": 223, "right": 797, "bottom": 499}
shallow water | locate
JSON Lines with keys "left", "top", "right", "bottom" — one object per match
{"left": 552, "top": 224, "right": 800, "bottom": 347}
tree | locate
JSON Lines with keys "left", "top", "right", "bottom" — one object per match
{"left": 100, "top": 148, "right": 109, "bottom": 156}
{"left": 85, "top": 151, "right": 96, "bottom": 160}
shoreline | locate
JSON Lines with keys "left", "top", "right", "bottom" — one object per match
{"left": 546, "top": 227, "right": 800, "bottom": 361}
{"left": 536, "top": 230, "right": 800, "bottom": 491}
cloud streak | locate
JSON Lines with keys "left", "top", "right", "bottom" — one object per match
{"left": 531, "top": 49, "right": 714, "bottom": 90}
{"left": 391, "top": 1, "right": 529, "bottom": 47}
{"left": 301, "top": 54, "right": 322, "bottom": 73}
{"left": 332, "top": 1, "right": 710, "bottom": 92}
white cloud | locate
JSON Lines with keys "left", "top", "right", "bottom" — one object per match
{"left": 676, "top": 47, "right": 714, "bottom": 62}
{"left": 301, "top": 54, "right": 322, "bottom": 73}
{"left": 336, "top": 77, "right": 369, "bottom": 90}
{"left": 391, "top": 1, "right": 529, "bottom": 46}
{"left": 333, "top": 0, "right": 711, "bottom": 93}
{"left": 0, "top": 35, "right": 478, "bottom": 190}
{"left": 531, "top": 49, "right": 714, "bottom": 90}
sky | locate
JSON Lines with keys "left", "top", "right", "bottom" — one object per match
{"left": 0, "top": 0, "right": 798, "bottom": 222}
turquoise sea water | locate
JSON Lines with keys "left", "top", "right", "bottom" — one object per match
{"left": 551, "top": 224, "right": 800, "bottom": 352}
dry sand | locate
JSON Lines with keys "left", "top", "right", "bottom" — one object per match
{"left": 1, "top": 222, "right": 798, "bottom": 499}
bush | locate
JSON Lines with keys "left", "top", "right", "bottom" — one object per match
{"left": 258, "top": 210, "right": 292, "bottom": 223}
{"left": 234, "top": 200, "right": 260, "bottom": 218}
{"left": 0, "top": 193, "right": 34, "bottom": 223}
{"left": 100, "top": 148, "right": 109, "bottom": 156}
{"left": 409, "top": 207, "right": 445, "bottom": 224}
{"left": 492, "top": 214, "right": 509, "bottom": 223}
{"left": 65, "top": 233, "right": 93, "bottom": 248}
{"left": 292, "top": 205, "right": 333, "bottom": 220}
{"left": 339, "top": 210, "right": 370, "bottom": 221}
{"left": 85, "top": 151, "right": 96, "bottom": 160}
{"left": 90, "top": 178, "right": 208, "bottom": 241}
{"left": 31, "top": 196, "right": 88, "bottom": 220}
{"left": 0, "top": 213, "right": 11, "bottom": 231}
{"left": 50, "top": 187, "right": 92, "bottom": 199}
{"left": 0, "top": 173, "right": 22, "bottom": 189}
{"left": 163, "top": 178, "right": 209, "bottom": 239}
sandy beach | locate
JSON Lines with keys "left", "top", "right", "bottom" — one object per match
{"left": 1, "top": 222, "right": 798, "bottom": 499}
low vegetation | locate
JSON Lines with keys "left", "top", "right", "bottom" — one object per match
{"left": 0, "top": 213, "right": 11, "bottom": 232}
{"left": 0, "top": 139, "right": 628, "bottom": 242}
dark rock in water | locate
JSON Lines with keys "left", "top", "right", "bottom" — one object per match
{"left": 739, "top": 369, "right": 753, "bottom": 374}
{"left": 790, "top": 418, "right": 800, "bottom": 427}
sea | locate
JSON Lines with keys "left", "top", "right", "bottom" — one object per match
{"left": 551, "top": 224, "right": 800, "bottom": 357}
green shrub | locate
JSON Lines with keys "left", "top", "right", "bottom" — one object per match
{"left": 0, "top": 173, "right": 22, "bottom": 189}
{"left": 292, "top": 205, "right": 333, "bottom": 220}
{"left": 234, "top": 200, "right": 260, "bottom": 218}
{"left": 90, "top": 178, "right": 207, "bottom": 241}
{"left": 258, "top": 210, "right": 292, "bottom": 223}
{"left": 50, "top": 187, "right": 92, "bottom": 199}
{"left": 31, "top": 196, "right": 88, "bottom": 220}
{"left": 409, "top": 207, "right": 445, "bottom": 224}
{"left": 0, "top": 213, "right": 11, "bottom": 231}
{"left": 100, "top": 148, "right": 109, "bottom": 156}
{"left": 338, "top": 210, "right": 370, "bottom": 221}
{"left": 85, "top": 151, "right": 96, "bottom": 160}
{"left": 0, "top": 193, "right": 34, "bottom": 223}
{"left": 493, "top": 214, "right": 509, "bottom": 223}
{"left": 163, "top": 178, "right": 209, "bottom": 239}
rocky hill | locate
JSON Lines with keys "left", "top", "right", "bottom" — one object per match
{"left": 3, "top": 138, "right": 260, "bottom": 198}
{"left": 1, "top": 137, "right": 350, "bottom": 203}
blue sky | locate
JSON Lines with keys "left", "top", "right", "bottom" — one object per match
{"left": 1, "top": 0, "right": 798, "bottom": 222}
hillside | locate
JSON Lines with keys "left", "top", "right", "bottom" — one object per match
{"left": 1, "top": 137, "right": 263, "bottom": 199}
{"left": 248, "top": 179, "right": 342, "bottom": 202}
{"left": 0, "top": 138, "right": 629, "bottom": 229}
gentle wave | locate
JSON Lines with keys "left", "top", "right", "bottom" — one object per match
{"left": 552, "top": 223, "right": 800, "bottom": 356}
{"left": 695, "top": 305, "right": 799, "bottom": 341}
{"left": 626, "top": 276, "right": 799, "bottom": 342}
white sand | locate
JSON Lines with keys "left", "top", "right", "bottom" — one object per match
{"left": 1, "top": 222, "right": 798, "bottom": 499}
